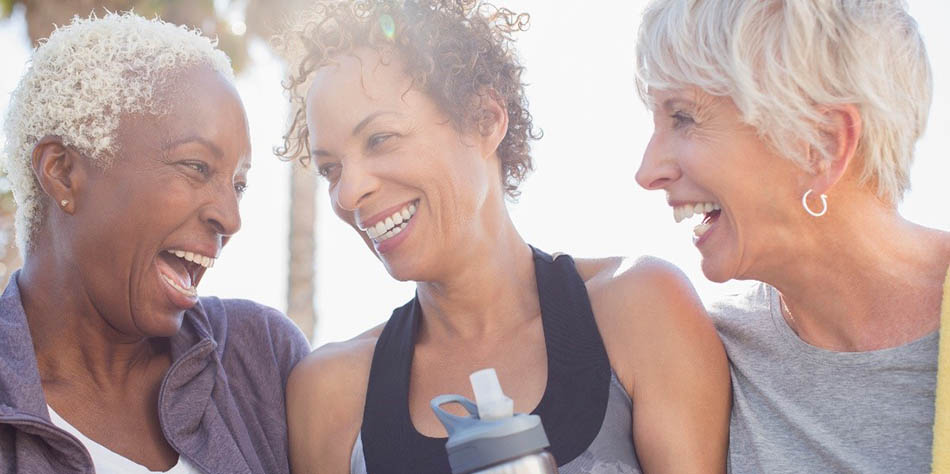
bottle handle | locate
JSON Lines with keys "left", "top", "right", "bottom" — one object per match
{"left": 430, "top": 394, "right": 479, "bottom": 436}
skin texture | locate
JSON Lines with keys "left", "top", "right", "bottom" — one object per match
{"left": 18, "top": 65, "right": 251, "bottom": 470}
{"left": 286, "top": 49, "right": 730, "bottom": 474}
{"left": 636, "top": 88, "right": 950, "bottom": 351}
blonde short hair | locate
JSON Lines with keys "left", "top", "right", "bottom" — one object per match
{"left": 636, "top": 0, "right": 932, "bottom": 204}
{"left": 2, "top": 11, "right": 233, "bottom": 252}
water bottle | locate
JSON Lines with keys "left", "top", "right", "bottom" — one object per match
{"left": 430, "top": 368, "right": 559, "bottom": 474}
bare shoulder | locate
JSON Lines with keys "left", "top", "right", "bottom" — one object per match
{"left": 290, "top": 323, "right": 382, "bottom": 394}
{"left": 576, "top": 255, "right": 729, "bottom": 471}
{"left": 286, "top": 324, "right": 383, "bottom": 474}
{"left": 574, "top": 255, "right": 703, "bottom": 314}
{"left": 574, "top": 255, "right": 717, "bottom": 384}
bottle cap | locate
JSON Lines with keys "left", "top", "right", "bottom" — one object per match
{"left": 469, "top": 368, "right": 514, "bottom": 420}
{"left": 430, "top": 368, "right": 551, "bottom": 473}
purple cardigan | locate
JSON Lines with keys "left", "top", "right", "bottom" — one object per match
{"left": 0, "top": 272, "right": 310, "bottom": 474}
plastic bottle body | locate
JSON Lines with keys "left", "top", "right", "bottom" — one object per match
{"left": 470, "top": 450, "right": 558, "bottom": 474}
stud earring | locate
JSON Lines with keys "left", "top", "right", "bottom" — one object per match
{"left": 60, "top": 199, "right": 69, "bottom": 208}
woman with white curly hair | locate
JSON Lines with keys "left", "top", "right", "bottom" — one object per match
{"left": 634, "top": 0, "right": 950, "bottom": 472}
{"left": 0, "top": 12, "right": 308, "bottom": 474}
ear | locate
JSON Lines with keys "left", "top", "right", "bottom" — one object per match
{"left": 808, "top": 104, "right": 862, "bottom": 195}
{"left": 31, "top": 136, "right": 84, "bottom": 214}
{"left": 474, "top": 89, "right": 509, "bottom": 160}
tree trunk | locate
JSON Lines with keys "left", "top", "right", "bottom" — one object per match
{"left": 22, "top": 0, "right": 130, "bottom": 45}
{"left": 0, "top": 192, "right": 21, "bottom": 287}
{"left": 287, "top": 163, "right": 318, "bottom": 342}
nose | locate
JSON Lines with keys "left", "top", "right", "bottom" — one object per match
{"left": 334, "top": 161, "right": 378, "bottom": 212}
{"left": 635, "top": 135, "right": 681, "bottom": 191}
{"left": 201, "top": 183, "right": 242, "bottom": 238}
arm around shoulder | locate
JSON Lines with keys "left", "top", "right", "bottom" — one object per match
{"left": 588, "top": 256, "right": 730, "bottom": 474}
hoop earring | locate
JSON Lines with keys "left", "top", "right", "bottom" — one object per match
{"left": 801, "top": 189, "right": 827, "bottom": 217}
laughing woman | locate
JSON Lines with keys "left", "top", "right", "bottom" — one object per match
{"left": 634, "top": 0, "right": 950, "bottom": 472}
{"left": 0, "top": 13, "right": 308, "bottom": 474}
{"left": 279, "top": 1, "right": 729, "bottom": 473}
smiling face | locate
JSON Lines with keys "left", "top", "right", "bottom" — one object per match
{"left": 305, "top": 48, "right": 498, "bottom": 282}
{"left": 636, "top": 88, "right": 813, "bottom": 283}
{"left": 68, "top": 65, "right": 250, "bottom": 337}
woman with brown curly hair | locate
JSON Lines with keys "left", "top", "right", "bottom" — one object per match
{"left": 279, "top": 1, "right": 729, "bottom": 472}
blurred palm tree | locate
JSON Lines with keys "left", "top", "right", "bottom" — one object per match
{"left": 0, "top": 0, "right": 318, "bottom": 340}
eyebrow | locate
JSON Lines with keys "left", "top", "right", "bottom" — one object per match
{"left": 661, "top": 98, "right": 697, "bottom": 112}
{"left": 162, "top": 136, "right": 224, "bottom": 159}
{"left": 310, "top": 110, "right": 400, "bottom": 158}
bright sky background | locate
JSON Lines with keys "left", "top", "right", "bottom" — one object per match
{"left": 1, "top": 1, "right": 947, "bottom": 346}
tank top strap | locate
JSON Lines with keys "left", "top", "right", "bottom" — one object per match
{"left": 360, "top": 246, "right": 611, "bottom": 473}
{"left": 530, "top": 247, "right": 612, "bottom": 464}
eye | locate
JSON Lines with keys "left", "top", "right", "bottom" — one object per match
{"left": 671, "top": 111, "right": 695, "bottom": 129}
{"left": 367, "top": 133, "right": 394, "bottom": 149}
{"left": 234, "top": 182, "right": 248, "bottom": 197}
{"left": 317, "top": 163, "right": 341, "bottom": 182}
{"left": 182, "top": 160, "right": 210, "bottom": 176}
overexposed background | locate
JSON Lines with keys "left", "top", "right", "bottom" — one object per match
{"left": 1, "top": 1, "right": 947, "bottom": 345}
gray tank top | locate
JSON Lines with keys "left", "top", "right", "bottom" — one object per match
{"left": 349, "top": 371, "right": 640, "bottom": 474}
{"left": 711, "top": 282, "right": 938, "bottom": 474}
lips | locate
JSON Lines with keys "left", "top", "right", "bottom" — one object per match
{"left": 359, "top": 199, "right": 419, "bottom": 242}
{"left": 154, "top": 248, "right": 216, "bottom": 308}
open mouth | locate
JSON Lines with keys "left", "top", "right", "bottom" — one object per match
{"left": 156, "top": 249, "right": 216, "bottom": 299}
{"left": 364, "top": 200, "right": 419, "bottom": 243}
{"left": 673, "top": 202, "right": 722, "bottom": 240}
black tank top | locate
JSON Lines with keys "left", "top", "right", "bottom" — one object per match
{"left": 360, "top": 247, "right": 612, "bottom": 473}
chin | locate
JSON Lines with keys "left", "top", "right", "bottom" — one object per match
{"left": 380, "top": 260, "right": 419, "bottom": 283}
{"left": 700, "top": 255, "right": 737, "bottom": 284}
{"left": 137, "top": 311, "right": 187, "bottom": 338}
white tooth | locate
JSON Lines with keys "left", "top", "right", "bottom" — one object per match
{"left": 374, "top": 221, "right": 387, "bottom": 236}
{"left": 713, "top": 203, "right": 721, "bottom": 211}
{"left": 408, "top": 204, "right": 416, "bottom": 215}
{"left": 381, "top": 229, "right": 393, "bottom": 240}
{"left": 174, "top": 250, "right": 186, "bottom": 258}
{"left": 693, "top": 203, "right": 704, "bottom": 215}
{"left": 392, "top": 212, "right": 404, "bottom": 225}
{"left": 683, "top": 207, "right": 694, "bottom": 220}
{"left": 694, "top": 222, "right": 712, "bottom": 238}
{"left": 366, "top": 226, "right": 377, "bottom": 239}
{"left": 401, "top": 209, "right": 411, "bottom": 220}
{"left": 384, "top": 217, "right": 394, "bottom": 230}
{"left": 202, "top": 256, "right": 211, "bottom": 267}
{"left": 674, "top": 207, "right": 683, "bottom": 223}
{"left": 184, "top": 251, "right": 195, "bottom": 262}
{"left": 392, "top": 225, "right": 402, "bottom": 235}
{"left": 210, "top": 258, "right": 215, "bottom": 268}
{"left": 704, "top": 202, "right": 714, "bottom": 213}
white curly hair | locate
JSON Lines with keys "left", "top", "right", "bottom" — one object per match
{"left": 636, "top": 0, "right": 932, "bottom": 205}
{"left": 2, "top": 11, "right": 234, "bottom": 253}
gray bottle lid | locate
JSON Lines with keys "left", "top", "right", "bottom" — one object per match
{"left": 431, "top": 394, "right": 552, "bottom": 474}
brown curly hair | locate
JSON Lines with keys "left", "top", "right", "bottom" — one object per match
{"left": 274, "top": 0, "right": 539, "bottom": 197}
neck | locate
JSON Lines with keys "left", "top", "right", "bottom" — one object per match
{"left": 752, "top": 194, "right": 950, "bottom": 351}
{"left": 416, "top": 200, "right": 538, "bottom": 341}
{"left": 19, "top": 240, "right": 164, "bottom": 392}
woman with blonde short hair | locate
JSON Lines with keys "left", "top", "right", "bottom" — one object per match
{"left": 634, "top": 0, "right": 949, "bottom": 472}
{"left": 0, "top": 12, "right": 308, "bottom": 474}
